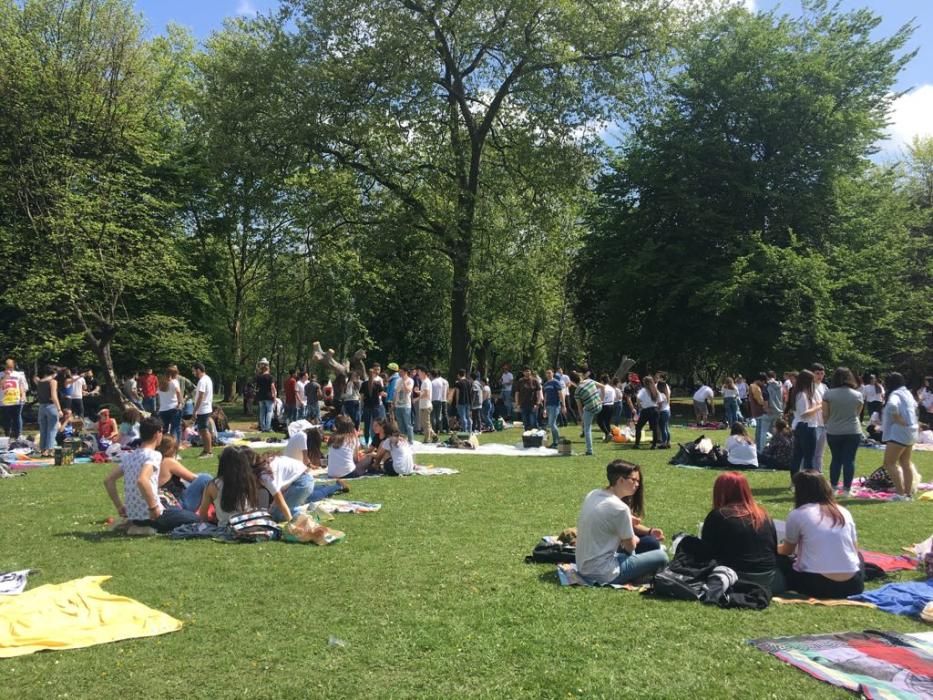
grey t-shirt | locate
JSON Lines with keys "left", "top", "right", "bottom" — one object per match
{"left": 823, "top": 387, "right": 863, "bottom": 435}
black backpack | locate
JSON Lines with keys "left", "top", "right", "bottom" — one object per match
{"left": 525, "top": 541, "right": 576, "bottom": 564}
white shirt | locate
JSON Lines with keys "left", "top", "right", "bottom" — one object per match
{"left": 812, "top": 383, "right": 827, "bottom": 427}
{"left": 736, "top": 381, "right": 749, "bottom": 400}
{"left": 157, "top": 378, "right": 180, "bottom": 411}
{"left": 296, "top": 380, "right": 308, "bottom": 406}
{"left": 792, "top": 392, "right": 819, "bottom": 429}
{"left": 267, "top": 455, "right": 309, "bottom": 493}
{"left": 196, "top": 375, "right": 213, "bottom": 415}
{"left": 861, "top": 384, "right": 884, "bottom": 403}
{"left": 327, "top": 440, "right": 358, "bottom": 478}
{"left": 419, "top": 379, "right": 434, "bottom": 409}
{"left": 576, "top": 489, "right": 635, "bottom": 584}
{"left": 919, "top": 387, "right": 933, "bottom": 412}
{"left": 721, "top": 387, "right": 738, "bottom": 398}
{"left": 284, "top": 431, "right": 307, "bottom": 461}
{"left": 602, "top": 385, "right": 616, "bottom": 405}
{"left": 70, "top": 376, "right": 86, "bottom": 399}
{"left": 693, "top": 386, "right": 714, "bottom": 402}
{"left": 121, "top": 448, "right": 162, "bottom": 520}
{"left": 785, "top": 503, "right": 860, "bottom": 575}
{"left": 658, "top": 390, "right": 670, "bottom": 412}
{"left": 384, "top": 437, "right": 414, "bottom": 475}
{"left": 636, "top": 387, "right": 658, "bottom": 409}
{"left": 431, "top": 376, "right": 448, "bottom": 402}
{"left": 500, "top": 371, "right": 513, "bottom": 391}
{"left": 725, "top": 435, "right": 758, "bottom": 466}
{"left": 394, "top": 377, "right": 414, "bottom": 408}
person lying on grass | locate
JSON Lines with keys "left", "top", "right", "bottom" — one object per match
{"left": 776, "top": 470, "right": 864, "bottom": 599}
{"left": 575, "top": 460, "right": 669, "bottom": 585}
{"left": 366, "top": 419, "right": 414, "bottom": 476}
{"left": 156, "top": 435, "right": 212, "bottom": 513}
{"left": 701, "top": 472, "right": 777, "bottom": 593}
{"left": 103, "top": 416, "right": 201, "bottom": 533}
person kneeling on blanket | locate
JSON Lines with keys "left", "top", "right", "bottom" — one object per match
{"left": 575, "top": 460, "right": 669, "bottom": 585}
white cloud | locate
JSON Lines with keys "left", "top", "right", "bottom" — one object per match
{"left": 880, "top": 84, "right": 933, "bottom": 152}
{"left": 743, "top": 0, "right": 756, "bottom": 11}
{"left": 235, "top": 0, "right": 257, "bottom": 17}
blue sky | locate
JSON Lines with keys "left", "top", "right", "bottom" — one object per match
{"left": 135, "top": 0, "right": 932, "bottom": 153}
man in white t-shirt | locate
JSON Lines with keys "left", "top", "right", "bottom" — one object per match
{"left": 500, "top": 365, "right": 514, "bottom": 422}
{"left": 68, "top": 370, "right": 87, "bottom": 417}
{"left": 416, "top": 367, "right": 435, "bottom": 442}
{"left": 393, "top": 367, "right": 415, "bottom": 443}
{"left": 192, "top": 362, "right": 214, "bottom": 459}
{"left": 692, "top": 384, "right": 714, "bottom": 423}
{"left": 296, "top": 371, "right": 308, "bottom": 419}
{"left": 575, "top": 460, "right": 668, "bottom": 584}
{"left": 431, "top": 370, "right": 449, "bottom": 434}
{"left": 810, "top": 363, "right": 827, "bottom": 471}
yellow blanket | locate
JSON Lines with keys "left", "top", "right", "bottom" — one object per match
{"left": 0, "top": 575, "right": 182, "bottom": 658}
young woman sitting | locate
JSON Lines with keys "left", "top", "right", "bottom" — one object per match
{"left": 118, "top": 405, "right": 142, "bottom": 448}
{"left": 368, "top": 420, "right": 415, "bottom": 476}
{"left": 96, "top": 408, "right": 119, "bottom": 449}
{"left": 617, "top": 462, "right": 665, "bottom": 551}
{"left": 701, "top": 472, "right": 777, "bottom": 592}
{"left": 724, "top": 422, "right": 758, "bottom": 468}
{"left": 776, "top": 470, "right": 864, "bottom": 598}
{"left": 198, "top": 446, "right": 279, "bottom": 527}
{"left": 156, "top": 435, "right": 212, "bottom": 512}
{"left": 326, "top": 415, "right": 374, "bottom": 479}
{"left": 758, "top": 418, "right": 794, "bottom": 469}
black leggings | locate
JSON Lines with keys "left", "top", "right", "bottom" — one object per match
{"left": 597, "top": 405, "right": 614, "bottom": 436}
{"left": 635, "top": 407, "right": 659, "bottom": 447}
{"left": 778, "top": 555, "right": 865, "bottom": 598}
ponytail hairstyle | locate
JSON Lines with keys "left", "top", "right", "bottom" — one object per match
{"left": 643, "top": 375, "right": 659, "bottom": 403}
{"left": 216, "top": 446, "right": 259, "bottom": 513}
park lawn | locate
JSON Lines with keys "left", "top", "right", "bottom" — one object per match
{"left": 1, "top": 416, "right": 931, "bottom": 699}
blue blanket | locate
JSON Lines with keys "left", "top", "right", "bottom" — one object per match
{"left": 849, "top": 580, "right": 933, "bottom": 618}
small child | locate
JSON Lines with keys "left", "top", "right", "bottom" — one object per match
{"left": 725, "top": 422, "right": 758, "bottom": 467}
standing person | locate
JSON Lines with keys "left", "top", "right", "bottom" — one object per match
{"left": 68, "top": 369, "right": 87, "bottom": 418}
{"left": 1, "top": 360, "right": 26, "bottom": 438}
{"left": 431, "top": 369, "right": 449, "bottom": 434}
{"left": 575, "top": 460, "right": 669, "bottom": 585}
{"left": 393, "top": 366, "right": 415, "bottom": 443}
{"left": 777, "top": 471, "right": 864, "bottom": 598}
{"left": 748, "top": 373, "right": 767, "bottom": 451}
{"left": 721, "top": 377, "right": 743, "bottom": 428}
{"left": 384, "top": 362, "right": 401, "bottom": 418}
{"left": 283, "top": 369, "right": 299, "bottom": 423}
{"left": 823, "top": 367, "right": 864, "bottom": 496}
{"left": 417, "top": 368, "right": 436, "bottom": 442}
{"left": 341, "top": 370, "right": 362, "bottom": 430}
{"left": 191, "top": 362, "right": 214, "bottom": 459}
{"left": 296, "top": 371, "right": 308, "bottom": 419}
{"left": 810, "top": 364, "right": 828, "bottom": 472}
{"left": 633, "top": 376, "right": 661, "bottom": 449}
{"left": 596, "top": 374, "right": 616, "bottom": 441}
{"left": 304, "top": 372, "right": 321, "bottom": 423}
{"left": 178, "top": 372, "right": 196, "bottom": 420}
{"left": 8, "top": 359, "right": 28, "bottom": 438}
{"left": 35, "top": 365, "right": 63, "bottom": 455}
{"left": 453, "top": 369, "right": 473, "bottom": 433}
{"left": 481, "top": 377, "right": 494, "bottom": 430}
{"left": 655, "top": 372, "right": 672, "bottom": 449}
{"left": 514, "top": 367, "right": 541, "bottom": 430}
{"left": 574, "top": 370, "right": 604, "bottom": 456}
{"left": 557, "top": 367, "right": 576, "bottom": 425}
{"left": 789, "top": 370, "right": 821, "bottom": 477}
{"left": 360, "top": 366, "right": 384, "bottom": 446}
{"left": 881, "top": 372, "right": 919, "bottom": 499}
{"left": 255, "top": 359, "right": 276, "bottom": 433}
{"left": 103, "top": 417, "right": 201, "bottom": 533}
{"left": 500, "top": 364, "right": 514, "bottom": 423}
{"left": 760, "top": 371, "right": 785, "bottom": 453}
{"left": 692, "top": 383, "right": 714, "bottom": 424}
{"left": 139, "top": 368, "right": 158, "bottom": 414}
{"left": 242, "top": 380, "right": 256, "bottom": 417}
{"left": 735, "top": 374, "right": 750, "bottom": 419}
{"left": 610, "top": 377, "right": 623, "bottom": 427}
{"left": 470, "top": 371, "right": 484, "bottom": 432}
{"left": 123, "top": 371, "right": 142, "bottom": 409}
{"left": 542, "top": 369, "right": 566, "bottom": 448}
{"left": 157, "top": 365, "right": 183, "bottom": 444}
{"left": 861, "top": 374, "right": 885, "bottom": 421}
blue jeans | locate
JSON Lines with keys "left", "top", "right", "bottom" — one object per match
{"left": 395, "top": 406, "right": 414, "bottom": 442}
{"left": 135, "top": 506, "right": 201, "bottom": 534}
{"left": 520, "top": 406, "right": 538, "bottom": 430}
{"left": 546, "top": 404, "right": 560, "bottom": 446}
{"left": 160, "top": 408, "right": 182, "bottom": 445}
{"left": 658, "top": 410, "right": 670, "bottom": 445}
{"left": 813, "top": 426, "right": 826, "bottom": 471}
{"left": 39, "top": 403, "right": 59, "bottom": 451}
{"left": 482, "top": 399, "right": 494, "bottom": 429}
{"left": 307, "top": 401, "right": 320, "bottom": 422}
{"left": 142, "top": 396, "right": 157, "bottom": 414}
{"left": 608, "top": 548, "right": 669, "bottom": 585}
{"left": 343, "top": 400, "right": 361, "bottom": 430}
{"left": 792, "top": 423, "right": 816, "bottom": 476}
{"left": 827, "top": 433, "right": 861, "bottom": 490}
{"left": 285, "top": 404, "right": 299, "bottom": 423}
{"left": 724, "top": 396, "right": 742, "bottom": 427}
{"left": 756, "top": 414, "right": 773, "bottom": 453}
{"left": 181, "top": 473, "right": 213, "bottom": 512}
{"left": 501, "top": 392, "right": 513, "bottom": 421}
{"left": 269, "top": 472, "right": 315, "bottom": 521}
{"left": 456, "top": 404, "right": 472, "bottom": 433}
{"left": 583, "top": 408, "right": 598, "bottom": 454}
{"left": 259, "top": 400, "right": 274, "bottom": 432}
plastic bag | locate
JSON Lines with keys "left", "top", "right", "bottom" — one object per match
{"left": 283, "top": 514, "right": 346, "bottom": 545}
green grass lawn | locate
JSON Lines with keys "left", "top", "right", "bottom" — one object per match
{"left": 1, "top": 414, "right": 931, "bottom": 699}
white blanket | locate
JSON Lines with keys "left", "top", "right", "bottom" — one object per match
{"left": 411, "top": 442, "right": 559, "bottom": 457}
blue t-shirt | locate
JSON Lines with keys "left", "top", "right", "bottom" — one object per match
{"left": 543, "top": 379, "right": 563, "bottom": 406}
{"left": 386, "top": 374, "right": 400, "bottom": 402}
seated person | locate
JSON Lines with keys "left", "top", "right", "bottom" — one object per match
{"left": 917, "top": 422, "right": 933, "bottom": 445}
{"left": 368, "top": 421, "right": 415, "bottom": 476}
{"left": 724, "top": 422, "right": 758, "bottom": 468}
{"left": 103, "top": 417, "right": 201, "bottom": 533}
{"left": 866, "top": 411, "right": 883, "bottom": 442}
{"left": 575, "top": 460, "right": 669, "bottom": 585}
{"left": 96, "top": 408, "right": 119, "bottom": 448}
{"left": 758, "top": 418, "right": 793, "bottom": 469}
{"left": 156, "top": 435, "right": 212, "bottom": 512}
{"left": 198, "top": 445, "right": 274, "bottom": 527}
{"left": 284, "top": 427, "right": 322, "bottom": 466}
{"left": 701, "top": 472, "right": 777, "bottom": 592}
{"left": 618, "top": 463, "right": 664, "bottom": 552}
{"left": 326, "top": 415, "right": 374, "bottom": 479}
{"left": 777, "top": 470, "right": 864, "bottom": 598}
{"left": 118, "top": 405, "right": 141, "bottom": 448}
{"left": 55, "top": 408, "right": 75, "bottom": 445}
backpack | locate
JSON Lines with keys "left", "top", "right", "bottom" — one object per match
{"left": 228, "top": 510, "right": 281, "bottom": 542}
{"left": 652, "top": 567, "right": 707, "bottom": 601}
{"left": 524, "top": 541, "right": 576, "bottom": 564}
{"left": 864, "top": 466, "right": 893, "bottom": 491}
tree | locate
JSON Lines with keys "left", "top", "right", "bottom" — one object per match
{"left": 0, "top": 0, "right": 207, "bottom": 399}
{"left": 283, "top": 0, "right": 673, "bottom": 374}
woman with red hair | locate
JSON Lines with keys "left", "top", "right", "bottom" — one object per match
{"left": 701, "top": 472, "right": 778, "bottom": 592}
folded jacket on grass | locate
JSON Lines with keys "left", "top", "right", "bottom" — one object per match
{"left": 0, "top": 575, "right": 182, "bottom": 658}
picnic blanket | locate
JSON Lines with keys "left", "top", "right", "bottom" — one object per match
{"left": 555, "top": 563, "right": 645, "bottom": 591}
{"left": 0, "top": 575, "right": 182, "bottom": 658}
{"left": 8, "top": 458, "right": 56, "bottom": 471}
{"left": 849, "top": 580, "right": 933, "bottom": 620}
{"left": 411, "top": 442, "right": 559, "bottom": 457}
{"left": 860, "top": 550, "right": 919, "bottom": 573}
{"left": 0, "top": 570, "right": 35, "bottom": 596}
{"left": 750, "top": 630, "right": 933, "bottom": 699}
{"left": 771, "top": 595, "right": 876, "bottom": 609}
{"left": 312, "top": 499, "right": 382, "bottom": 514}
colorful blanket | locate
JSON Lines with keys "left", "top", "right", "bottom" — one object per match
{"left": 411, "top": 442, "right": 559, "bottom": 457}
{"left": 750, "top": 630, "right": 933, "bottom": 699}
{"left": 861, "top": 550, "right": 918, "bottom": 573}
{"left": 313, "top": 499, "right": 382, "bottom": 514}
{"left": 9, "top": 459, "right": 56, "bottom": 471}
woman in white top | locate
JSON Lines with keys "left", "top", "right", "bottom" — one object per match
{"left": 777, "top": 470, "right": 863, "bottom": 598}
{"left": 369, "top": 420, "right": 415, "bottom": 476}
{"left": 597, "top": 374, "right": 616, "bottom": 442}
{"left": 655, "top": 373, "right": 672, "bottom": 449}
{"left": 721, "top": 377, "right": 743, "bottom": 428}
{"left": 327, "top": 415, "right": 373, "bottom": 479}
{"left": 788, "top": 370, "right": 821, "bottom": 477}
{"left": 634, "top": 376, "right": 661, "bottom": 449}
{"left": 861, "top": 374, "right": 885, "bottom": 419}
{"left": 198, "top": 445, "right": 289, "bottom": 526}
{"left": 341, "top": 371, "right": 363, "bottom": 431}
{"left": 157, "top": 365, "right": 183, "bottom": 444}
{"left": 881, "top": 372, "right": 919, "bottom": 498}
{"left": 725, "top": 422, "right": 758, "bottom": 467}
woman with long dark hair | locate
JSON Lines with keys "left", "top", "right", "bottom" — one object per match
{"left": 198, "top": 445, "right": 264, "bottom": 526}
{"left": 823, "top": 367, "right": 864, "bottom": 495}
{"left": 777, "top": 471, "right": 863, "bottom": 598}
{"left": 633, "top": 376, "right": 661, "bottom": 449}
{"left": 701, "top": 472, "right": 777, "bottom": 591}
{"left": 788, "top": 370, "right": 821, "bottom": 477}
{"left": 157, "top": 365, "right": 183, "bottom": 444}
{"left": 881, "top": 372, "right": 919, "bottom": 499}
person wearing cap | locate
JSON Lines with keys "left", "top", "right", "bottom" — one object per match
{"left": 255, "top": 358, "right": 276, "bottom": 432}
{"left": 385, "top": 362, "right": 400, "bottom": 416}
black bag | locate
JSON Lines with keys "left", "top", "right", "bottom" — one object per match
{"left": 864, "top": 466, "right": 893, "bottom": 490}
{"left": 652, "top": 567, "right": 707, "bottom": 600}
{"left": 525, "top": 541, "right": 576, "bottom": 564}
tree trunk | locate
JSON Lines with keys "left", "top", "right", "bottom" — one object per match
{"left": 85, "top": 333, "right": 124, "bottom": 406}
{"left": 448, "top": 245, "right": 472, "bottom": 378}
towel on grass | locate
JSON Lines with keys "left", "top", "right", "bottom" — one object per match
{"left": 313, "top": 499, "right": 382, "bottom": 514}
{"left": 849, "top": 580, "right": 933, "bottom": 620}
{"left": 0, "top": 575, "right": 182, "bottom": 658}
{"left": 0, "top": 570, "right": 34, "bottom": 596}
{"left": 750, "top": 630, "right": 933, "bottom": 700}
{"left": 771, "top": 595, "right": 876, "bottom": 609}
{"left": 411, "top": 442, "right": 559, "bottom": 458}
{"left": 556, "top": 563, "right": 645, "bottom": 591}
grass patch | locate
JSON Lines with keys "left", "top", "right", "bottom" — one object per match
{"left": 1, "top": 413, "right": 930, "bottom": 698}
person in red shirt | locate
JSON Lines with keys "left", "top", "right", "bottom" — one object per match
{"left": 140, "top": 368, "right": 159, "bottom": 414}
{"left": 284, "top": 369, "right": 299, "bottom": 423}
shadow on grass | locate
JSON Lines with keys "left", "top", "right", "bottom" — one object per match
{"left": 54, "top": 529, "right": 140, "bottom": 542}
{"left": 535, "top": 568, "right": 563, "bottom": 587}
